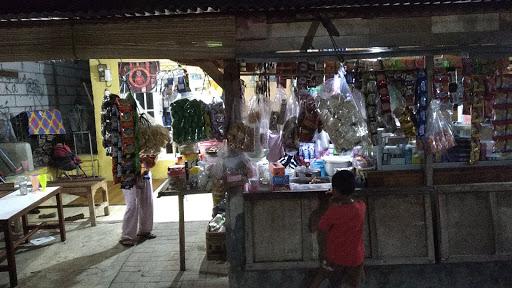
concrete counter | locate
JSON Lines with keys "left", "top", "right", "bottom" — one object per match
{"left": 227, "top": 180, "right": 512, "bottom": 288}
{"left": 227, "top": 185, "right": 435, "bottom": 287}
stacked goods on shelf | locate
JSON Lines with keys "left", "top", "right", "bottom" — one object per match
{"left": 469, "top": 77, "right": 485, "bottom": 164}
{"left": 494, "top": 74, "right": 512, "bottom": 154}
{"left": 376, "top": 72, "right": 397, "bottom": 131}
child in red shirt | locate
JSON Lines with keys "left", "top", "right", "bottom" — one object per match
{"left": 309, "top": 170, "right": 366, "bottom": 288}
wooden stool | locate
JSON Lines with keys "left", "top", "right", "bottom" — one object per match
{"left": 48, "top": 178, "right": 109, "bottom": 226}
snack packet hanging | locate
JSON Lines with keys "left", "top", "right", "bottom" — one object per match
{"left": 243, "top": 94, "right": 270, "bottom": 158}
{"left": 270, "top": 87, "right": 288, "bottom": 131}
{"left": 282, "top": 91, "right": 300, "bottom": 154}
{"left": 297, "top": 89, "right": 321, "bottom": 142}
{"left": 425, "top": 99, "right": 455, "bottom": 153}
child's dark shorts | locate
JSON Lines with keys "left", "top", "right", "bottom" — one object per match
{"left": 321, "top": 260, "right": 364, "bottom": 288}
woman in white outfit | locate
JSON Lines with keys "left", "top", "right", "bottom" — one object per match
{"left": 119, "top": 155, "right": 157, "bottom": 246}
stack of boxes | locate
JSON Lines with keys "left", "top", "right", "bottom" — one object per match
{"left": 269, "top": 162, "right": 290, "bottom": 191}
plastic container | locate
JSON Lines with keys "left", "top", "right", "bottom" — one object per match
{"left": 311, "top": 159, "right": 327, "bottom": 177}
{"left": 323, "top": 155, "right": 353, "bottom": 176}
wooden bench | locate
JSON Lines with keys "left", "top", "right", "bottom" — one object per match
{"left": 47, "top": 178, "right": 109, "bottom": 227}
{"left": 0, "top": 186, "right": 66, "bottom": 287}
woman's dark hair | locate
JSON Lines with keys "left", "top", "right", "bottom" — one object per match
{"left": 332, "top": 170, "right": 355, "bottom": 195}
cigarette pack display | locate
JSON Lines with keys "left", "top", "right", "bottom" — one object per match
{"left": 271, "top": 175, "right": 290, "bottom": 186}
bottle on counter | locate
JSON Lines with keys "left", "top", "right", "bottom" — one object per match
{"left": 404, "top": 144, "right": 413, "bottom": 165}
{"left": 16, "top": 176, "right": 28, "bottom": 196}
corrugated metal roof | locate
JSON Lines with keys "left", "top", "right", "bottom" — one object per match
{"left": 2, "top": 0, "right": 511, "bottom": 21}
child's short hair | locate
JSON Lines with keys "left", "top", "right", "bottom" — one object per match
{"left": 332, "top": 170, "right": 355, "bottom": 195}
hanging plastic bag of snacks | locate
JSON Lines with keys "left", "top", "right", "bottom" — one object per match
{"left": 351, "top": 88, "right": 367, "bottom": 121}
{"left": 282, "top": 92, "right": 300, "bottom": 154}
{"left": 219, "top": 145, "right": 255, "bottom": 188}
{"left": 416, "top": 70, "right": 429, "bottom": 138}
{"left": 390, "top": 83, "right": 416, "bottom": 138}
{"left": 227, "top": 122, "right": 255, "bottom": 152}
{"left": 376, "top": 72, "right": 397, "bottom": 131}
{"left": 317, "top": 68, "right": 370, "bottom": 152}
{"left": 425, "top": 99, "right": 455, "bottom": 154}
{"left": 243, "top": 94, "right": 269, "bottom": 158}
{"left": 208, "top": 99, "right": 225, "bottom": 141}
{"left": 297, "top": 89, "right": 321, "bottom": 142}
{"left": 270, "top": 87, "right": 288, "bottom": 131}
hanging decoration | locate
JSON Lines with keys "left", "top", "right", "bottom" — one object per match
{"left": 26, "top": 110, "right": 66, "bottom": 135}
{"left": 119, "top": 62, "right": 159, "bottom": 93}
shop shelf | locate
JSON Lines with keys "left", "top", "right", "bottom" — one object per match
{"left": 432, "top": 160, "right": 512, "bottom": 169}
{"left": 379, "top": 164, "right": 422, "bottom": 171}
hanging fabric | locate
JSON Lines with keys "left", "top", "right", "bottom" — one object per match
{"left": 26, "top": 110, "right": 66, "bottom": 135}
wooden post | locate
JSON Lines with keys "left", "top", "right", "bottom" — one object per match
{"left": 179, "top": 162, "right": 188, "bottom": 271}
{"left": 56, "top": 192, "right": 66, "bottom": 242}
{"left": 21, "top": 215, "right": 29, "bottom": 244}
{"left": 3, "top": 221, "right": 17, "bottom": 287}
{"left": 178, "top": 188, "right": 185, "bottom": 271}
{"left": 223, "top": 60, "right": 241, "bottom": 134}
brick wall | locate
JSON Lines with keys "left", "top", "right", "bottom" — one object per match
{"left": 0, "top": 60, "right": 94, "bottom": 134}
{"left": 0, "top": 61, "right": 91, "bottom": 124}
{"left": 0, "top": 61, "right": 95, "bottom": 166}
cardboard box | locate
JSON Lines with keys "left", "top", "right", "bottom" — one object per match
{"left": 269, "top": 162, "right": 285, "bottom": 176}
{"left": 206, "top": 230, "right": 226, "bottom": 261}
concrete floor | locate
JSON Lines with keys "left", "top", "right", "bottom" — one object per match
{"left": 0, "top": 192, "right": 228, "bottom": 288}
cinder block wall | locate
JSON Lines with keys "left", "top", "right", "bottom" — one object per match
{"left": 0, "top": 61, "right": 92, "bottom": 134}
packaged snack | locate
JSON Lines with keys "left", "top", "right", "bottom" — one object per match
{"left": 209, "top": 101, "right": 225, "bottom": 140}
{"left": 425, "top": 99, "right": 455, "bottom": 153}
{"left": 416, "top": 70, "right": 429, "bottom": 137}
{"left": 227, "top": 122, "right": 255, "bottom": 152}
{"left": 297, "top": 90, "right": 321, "bottom": 142}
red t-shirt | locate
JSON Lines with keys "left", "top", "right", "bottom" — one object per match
{"left": 318, "top": 200, "right": 366, "bottom": 267}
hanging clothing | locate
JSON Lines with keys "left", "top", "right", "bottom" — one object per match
{"left": 121, "top": 171, "right": 154, "bottom": 241}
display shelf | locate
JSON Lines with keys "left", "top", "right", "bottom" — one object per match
{"left": 432, "top": 160, "right": 512, "bottom": 169}
{"left": 379, "top": 164, "right": 423, "bottom": 171}
{"left": 492, "top": 119, "right": 512, "bottom": 126}
{"left": 493, "top": 135, "right": 512, "bottom": 140}
{"left": 493, "top": 103, "right": 512, "bottom": 109}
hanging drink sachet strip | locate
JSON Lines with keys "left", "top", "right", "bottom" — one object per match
{"left": 416, "top": 70, "right": 428, "bottom": 139}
